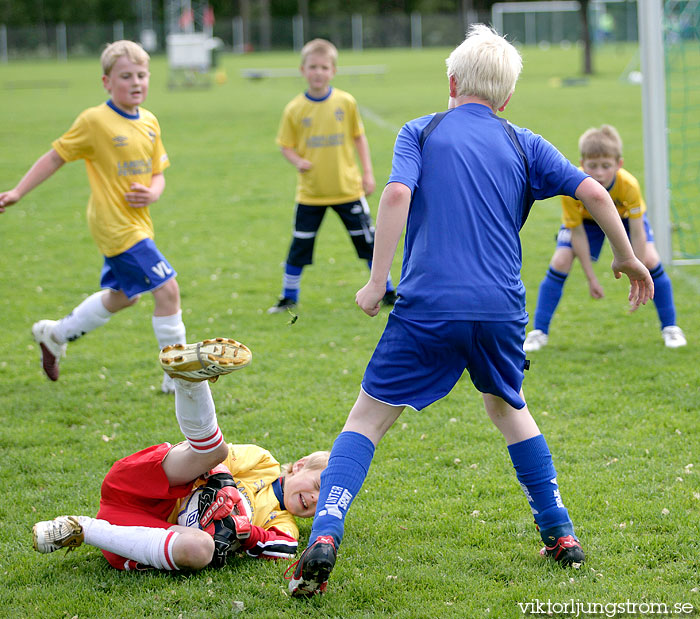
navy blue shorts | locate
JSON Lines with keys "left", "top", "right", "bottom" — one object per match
{"left": 556, "top": 213, "right": 654, "bottom": 262}
{"left": 361, "top": 313, "right": 529, "bottom": 411}
{"left": 100, "top": 238, "right": 177, "bottom": 299}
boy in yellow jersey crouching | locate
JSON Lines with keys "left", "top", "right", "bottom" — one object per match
{"left": 0, "top": 40, "right": 187, "bottom": 392}
{"left": 268, "top": 38, "right": 396, "bottom": 314}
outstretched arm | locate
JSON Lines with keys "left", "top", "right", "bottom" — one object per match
{"left": 356, "top": 181, "right": 410, "bottom": 316}
{"left": 0, "top": 149, "right": 65, "bottom": 213}
{"left": 575, "top": 177, "right": 653, "bottom": 308}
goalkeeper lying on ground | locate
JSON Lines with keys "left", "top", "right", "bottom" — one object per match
{"left": 32, "top": 337, "right": 329, "bottom": 571}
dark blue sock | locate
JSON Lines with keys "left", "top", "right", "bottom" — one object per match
{"left": 309, "top": 431, "right": 375, "bottom": 548}
{"left": 368, "top": 260, "right": 394, "bottom": 292}
{"left": 507, "top": 434, "right": 575, "bottom": 545}
{"left": 650, "top": 263, "right": 676, "bottom": 328}
{"left": 533, "top": 267, "right": 568, "bottom": 333}
{"left": 282, "top": 263, "right": 302, "bottom": 302}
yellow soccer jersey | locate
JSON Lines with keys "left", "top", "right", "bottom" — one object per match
{"left": 52, "top": 101, "right": 170, "bottom": 257}
{"left": 170, "top": 444, "right": 298, "bottom": 541}
{"left": 276, "top": 87, "right": 365, "bottom": 205}
{"left": 561, "top": 167, "right": 646, "bottom": 228}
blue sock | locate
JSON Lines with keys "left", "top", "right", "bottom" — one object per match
{"left": 309, "top": 431, "right": 375, "bottom": 548}
{"left": 282, "top": 263, "right": 302, "bottom": 302}
{"left": 533, "top": 267, "right": 568, "bottom": 333}
{"left": 507, "top": 434, "right": 575, "bottom": 545}
{"left": 368, "top": 260, "right": 394, "bottom": 292}
{"left": 650, "top": 263, "right": 676, "bottom": 328}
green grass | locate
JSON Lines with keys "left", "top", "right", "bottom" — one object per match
{"left": 1, "top": 45, "right": 699, "bottom": 618}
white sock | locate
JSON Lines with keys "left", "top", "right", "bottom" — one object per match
{"left": 78, "top": 516, "right": 180, "bottom": 570}
{"left": 152, "top": 311, "right": 186, "bottom": 349}
{"left": 175, "top": 380, "right": 224, "bottom": 453}
{"left": 52, "top": 291, "right": 113, "bottom": 344}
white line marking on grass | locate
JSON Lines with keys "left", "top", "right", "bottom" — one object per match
{"left": 360, "top": 106, "right": 401, "bottom": 135}
{"left": 671, "top": 266, "right": 700, "bottom": 295}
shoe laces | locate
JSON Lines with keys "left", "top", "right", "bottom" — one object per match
{"left": 283, "top": 559, "right": 299, "bottom": 580}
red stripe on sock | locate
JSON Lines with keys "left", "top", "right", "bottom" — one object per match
{"left": 187, "top": 428, "right": 223, "bottom": 452}
{"left": 163, "top": 531, "right": 177, "bottom": 570}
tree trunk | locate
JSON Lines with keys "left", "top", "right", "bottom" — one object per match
{"left": 581, "top": 0, "right": 593, "bottom": 74}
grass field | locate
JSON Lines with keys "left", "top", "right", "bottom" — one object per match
{"left": 0, "top": 44, "right": 699, "bottom": 618}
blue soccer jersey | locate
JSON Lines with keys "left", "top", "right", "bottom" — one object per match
{"left": 388, "top": 103, "right": 587, "bottom": 321}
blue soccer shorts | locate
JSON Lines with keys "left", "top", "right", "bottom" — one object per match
{"left": 555, "top": 213, "right": 654, "bottom": 261}
{"left": 100, "top": 238, "right": 177, "bottom": 299}
{"left": 361, "top": 312, "right": 529, "bottom": 411}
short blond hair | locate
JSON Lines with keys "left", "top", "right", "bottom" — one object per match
{"left": 101, "top": 40, "right": 150, "bottom": 75}
{"left": 281, "top": 450, "right": 330, "bottom": 477}
{"left": 578, "top": 125, "right": 623, "bottom": 161}
{"left": 446, "top": 24, "right": 522, "bottom": 111}
{"left": 300, "top": 38, "right": 338, "bottom": 66}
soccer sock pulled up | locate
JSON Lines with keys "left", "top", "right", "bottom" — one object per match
{"left": 152, "top": 310, "right": 187, "bottom": 349}
{"left": 533, "top": 267, "right": 568, "bottom": 333}
{"left": 52, "top": 291, "right": 113, "bottom": 344}
{"left": 507, "top": 434, "right": 575, "bottom": 545}
{"left": 309, "top": 431, "right": 375, "bottom": 549}
{"left": 79, "top": 517, "right": 180, "bottom": 570}
{"left": 282, "top": 263, "right": 302, "bottom": 302}
{"left": 650, "top": 263, "right": 677, "bottom": 329}
{"left": 174, "top": 380, "right": 223, "bottom": 453}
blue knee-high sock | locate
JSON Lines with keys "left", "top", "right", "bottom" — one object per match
{"left": 309, "top": 431, "right": 375, "bottom": 548}
{"left": 650, "top": 263, "right": 676, "bottom": 329}
{"left": 367, "top": 260, "right": 394, "bottom": 292}
{"left": 282, "top": 263, "right": 303, "bottom": 302}
{"left": 508, "top": 434, "right": 575, "bottom": 545}
{"left": 533, "top": 268, "right": 568, "bottom": 334}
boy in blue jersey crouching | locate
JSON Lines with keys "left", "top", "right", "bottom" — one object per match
{"left": 0, "top": 40, "right": 186, "bottom": 393}
{"left": 287, "top": 25, "right": 654, "bottom": 597}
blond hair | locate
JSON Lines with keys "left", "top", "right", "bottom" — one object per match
{"left": 101, "top": 40, "right": 150, "bottom": 75}
{"left": 446, "top": 24, "right": 522, "bottom": 111}
{"left": 281, "top": 450, "right": 330, "bottom": 477}
{"left": 300, "top": 38, "right": 338, "bottom": 66}
{"left": 578, "top": 124, "right": 623, "bottom": 161}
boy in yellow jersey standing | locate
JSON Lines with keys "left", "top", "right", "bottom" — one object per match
{"left": 0, "top": 40, "right": 187, "bottom": 392}
{"left": 268, "top": 38, "right": 396, "bottom": 313}
{"left": 524, "top": 125, "right": 686, "bottom": 351}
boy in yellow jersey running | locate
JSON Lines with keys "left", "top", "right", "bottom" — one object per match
{"left": 268, "top": 38, "right": 396, "bottom": 313}
{"left": 0, "top": 40, "right": 187, "bottom": 392}
{"left": 524, "top": 125, "right": 686, "bottom": 351}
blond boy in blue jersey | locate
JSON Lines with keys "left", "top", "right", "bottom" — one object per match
{"left": 268, "top": 38, "right": 396, "bottom": 313}
{"left": 524, "top": 125, "right": 686, "bottom": 351}
{"left": 0, "top": 40, "right": 187, "bottom": 392}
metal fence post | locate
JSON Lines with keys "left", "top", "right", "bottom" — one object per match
{"left": 293, "top": 14, "right": 304, "bottom": 51}
{"left": 57, "top": 22, "right": 67, "bottom": 60}
{"left": 113, "top": 20, "right": 124, "bottom": 41}
{"left": 232, "top": 16, "right": 244, "bottom": 53}
{"left": 0, "top": 24, "right": 7, "bottom": 63}
{"left": 352, "top": 14, "right": 363, "bottom": 51}
{"left": 411, "top": 12, "right": 422, "bottom": 48}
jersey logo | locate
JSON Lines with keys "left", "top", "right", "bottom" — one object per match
{"left": 112, "top": 135, "right": 129, "bottom": 147}
{"left": 334, "top": 107, "right": 344, "bottom": 121}
{"left": 302, "top": 117, "right": 312, "bottom": 127}
{"left": 148, "top": 130, "right": 156, "bottom": 143}
{"left": 151, "top": 261, "right": 174, "bottom": 279}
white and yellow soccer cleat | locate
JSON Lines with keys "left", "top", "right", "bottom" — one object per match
{"left": 33, "top": 516, "right": 84, "bottom": 553}
{"left": 159, "top": 338, "right": 252, "bottom": 383}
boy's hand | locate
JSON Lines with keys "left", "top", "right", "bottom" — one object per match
{"left": 362, "top": 172, "right": 376, "bottom": 197}
{"left": 611, "top": 256, "right": 654, "bottom": 310}
{"left": 587, "top": 277, "right": 604, "bottom": 299}
{"left": 125, "top": 182, "right": 158, "bottom": 208}
{"left": 296, "top": 158, "right": 313, "bottom": 173}
{"left": 356, "top": 280, "right": 386, "bottom": 317}
{"left": 0, "top": 189, "right": 21, "bottom": 213}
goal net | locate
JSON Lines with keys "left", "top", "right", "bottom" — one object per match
{"left": 664, "top": 0, "right": 700, "bottom": 261}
